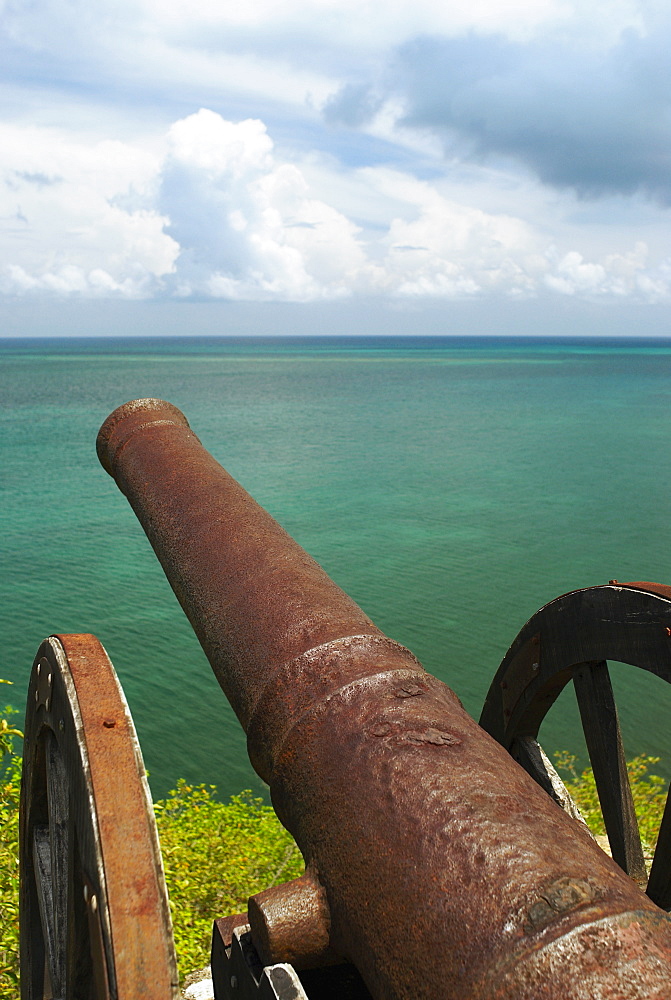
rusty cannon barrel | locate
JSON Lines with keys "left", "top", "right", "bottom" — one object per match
{"left": 97, "top": 398, "right": 671, "bottom": 1000}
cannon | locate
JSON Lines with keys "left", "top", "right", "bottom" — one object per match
{"left": 18, "top": 397, "right": 671, "bottom": 999}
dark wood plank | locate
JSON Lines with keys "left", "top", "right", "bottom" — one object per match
{"left": 573, "top": 660, "right": 647, "bottom": 886}
{"left": 645, "top": 785, "right": 671, "bottom": 909}
{"left": 46, "top": 732, "right": 70, "bottom": 999}
{"left": 31, "top": 824, "right": 55, "bottom": 998}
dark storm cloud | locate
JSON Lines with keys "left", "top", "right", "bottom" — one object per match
{"left": 328, "top": 25, "right": 671, "bottom": 202}
{"left": 324, "top": 82, "right": 385, "bottom": 127}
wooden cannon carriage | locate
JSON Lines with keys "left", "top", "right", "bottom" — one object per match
{"left": 19, "top": 399, "right": 671, "bottom": 999}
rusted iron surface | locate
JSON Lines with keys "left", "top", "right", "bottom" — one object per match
{"left": 248, "top": 871, "right": 338, "bottom": 971}
{"left": 98, "top": 399, "right": 671, "bottom": 1000}
{"left": 96, "top": 398, "right": 381, "bottom": 732}
{"left": 20, "top": 633, "right": 178, "bottom": 999}
{"left": 609, "top": 579, "right": 671, "bottom": 600}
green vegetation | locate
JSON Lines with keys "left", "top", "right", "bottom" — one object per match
{"left": 154, "top": 781, "right": 303, "bottom": 978}
{"left": 0, "top": 688, "right": 303, "bottom": 997}
{"left": 0, "top": 686, "right": 669, "bottom": 998}
{"left": 555, "top": 751, "right": 668, "bottom": 856}
{"left": 0, "top": 684, "right": 22, "bottom": 1000}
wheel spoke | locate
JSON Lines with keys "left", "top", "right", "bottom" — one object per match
{"left": 482, "top": 584, "right": 671, "bottom": 903}
{"left": 573, "top": 660, "right": 646, "bottom": 886}
{"left": 45, "top": 732, "right": 70, "bottom": 999}
{"left": 31, "top": 824, "right": 56, "bottom": 997}
{"left": 645, "top": 785, "right": 671, "bottom": 909}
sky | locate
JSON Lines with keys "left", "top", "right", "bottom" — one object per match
{"left": 1, "top": 0, "right": 670, "bottom": 336}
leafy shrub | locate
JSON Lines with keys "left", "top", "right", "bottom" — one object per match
{"left": 3, "top": 686, "right": 668, "bottom": 997}
{"left": 0, "top": 683, "right": 303, "bottom": 995}
{"left": 555, "top": 751, "right": 667, "bottom": 851}
{"left": 154, "top": 781, "right": 304, "bottom": 980}
{"left": 0, "top": 683, "right": 22, "bottom": 1000}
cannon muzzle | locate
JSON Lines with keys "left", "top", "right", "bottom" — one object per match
{"left": 97, "top": 398, "right": 671, "bottom": 1000}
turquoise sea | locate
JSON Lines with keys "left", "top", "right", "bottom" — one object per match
{"left": 3, "top": 334, "right": 671, "bottom": 801}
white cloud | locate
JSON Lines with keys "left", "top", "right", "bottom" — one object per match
{"left": 139, "top": 0, "right": 570, "bottom": 44}
{"left": 167, "top": 111, "right": 273, "bottom": 178}
{"left": 368, "top": 170, "right": 541, "bottom": 298}
{"left": 543, "top": 242, "right": 671, "bottom": 300}
{"left": 2, "top": 110, "right": 671, "bottom": 305}
{"left": 159, "top": 111, "right": 374, "bottom": 301}
{"left": 0, "top": 124, "right": 178, "bottom": 297}
{"left": 123, "top": 37, "right": 337, "bottom": 112}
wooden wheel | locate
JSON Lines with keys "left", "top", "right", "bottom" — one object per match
{"left": 20, "top": 634, "right": 179, "bottom": 999}
{"left": 480, "top": 582, "right": 671, "bottom": 910}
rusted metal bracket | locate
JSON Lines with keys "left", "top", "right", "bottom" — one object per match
{"left": 211, "top": 917, "right": 371, "bottom": 1000}
{"left": 212, "top": 920, "right": 308, "bottom": 1000}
